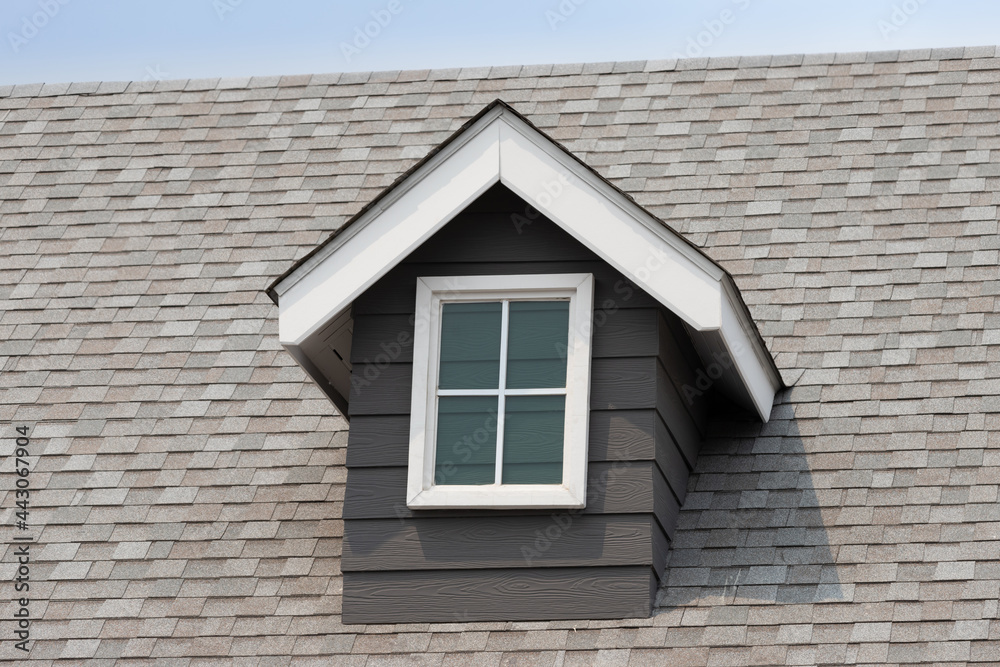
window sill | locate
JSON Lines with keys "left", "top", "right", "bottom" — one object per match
{"left": 407, "top": 484, "right": 586, "bottom": 510}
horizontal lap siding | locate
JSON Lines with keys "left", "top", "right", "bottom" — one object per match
{"left": 655, "top": 361, "right": 702, "bottom": 474}
{"left": 342, "top": 185, "right": 698, "bottom": 622}
{"left": 658, "top": 310, "right": 709, "bottom": 465}
{"left": 343, "top": 567, "right": 657, "bottom": 623}
{"left": 344, "top": 461, "right": 673, "bottom": 525}
{"left": 342, "top": 514, "right": 661, "bottom": 571}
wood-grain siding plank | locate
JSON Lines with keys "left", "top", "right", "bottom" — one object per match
{"left": 654, "top": 411, "right": 690, "bottom": 506}
{"left": 342, "top": 514, "right": 657, "bottom": 572}
{"left": 350, "top": 350, "right": 666, "bottom": 419}
{"left": 590, "top": 357, "right": 657, "bottom": 411}
{"left": 590, "top": 308, "right": 660, "bottom": 358}
{"left": 350, "top": 314, "right": 415, "bottom": 364}
{"left": 661, "top": 308, "right": 713, "bottom": 429}
{"left": 653, "top": 462, "right": 680, "bottom": 542}
{"left": 655, "top": 360, "right": 702, "bottom": 468}
{"left": 587, "top": 409, "right": 655, "bottom": 464}
{"left": 657, "top": 309, "right": 709, "bottom": 433}
{"left": 344, "top": 461, "right": 658, "bottom": 520}
{"left": 345, "top": 414, "right": 410, "bottom": 467}
{"left": 347, "top": 363, "right": 412, "bottom": 416}
{"left": 652, "top": 520, "right": 669, "bottom": 580}
{"left": 342, "top": 566, "right": 656, "bottom": 623}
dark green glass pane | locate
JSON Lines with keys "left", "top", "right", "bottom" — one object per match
{"left": 501, "top": 463, "right": 563, "bottom": 485}
{"left": 501, "top": 395, "right": 564, "bottom": 484}
{"left": 506, "top": 301, "right": 569, "bottom": 389}
{"left": 434, "top": 396, "right": 498, "bottom": 485}
{"left": 439, "top": 302, "right": 502, "bottom": 389}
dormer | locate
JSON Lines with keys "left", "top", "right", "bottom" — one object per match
{"left": 268, "top": 100, "right": 782, "bottom": 622}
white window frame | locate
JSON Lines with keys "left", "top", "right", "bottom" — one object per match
{"left": 406, "top": 273, "right": 594, "bottom": 509}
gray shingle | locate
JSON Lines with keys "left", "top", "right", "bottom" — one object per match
{"left": 3, "top": 46, "right": 999, "bottom": 663}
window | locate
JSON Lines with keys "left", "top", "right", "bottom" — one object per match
{"left": 407, "top": 273, "right": 594, "bottom": 508}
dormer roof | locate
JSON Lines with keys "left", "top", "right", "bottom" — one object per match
{"left": 268, "top": 100, "right": 783, "bottom": 420}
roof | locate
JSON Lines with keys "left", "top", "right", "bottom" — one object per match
{"left": 2, "top": 45, "right": 1000, "bottom": 662}
{"left": 268, "top": 98, "right": 782, "bottom": 421}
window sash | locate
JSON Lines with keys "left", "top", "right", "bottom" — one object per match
{"left": 434, "top": 299, "right": 568, "bottom": 486}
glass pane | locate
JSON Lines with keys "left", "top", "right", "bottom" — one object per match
{"left": 501, "top": 395, "right": 564, "bottom": 484}
{"left": 434, "top": 396, "right": 498, "bottom": 485}
{"left": 439, "top": 302, "right": 502, "bottom": 389}
{"left": 506, "top": 301, "right": 570, "bottom": 389}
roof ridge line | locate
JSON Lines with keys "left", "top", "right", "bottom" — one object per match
{"left": 2, "top": 44, "right": 997, "bottom": 98}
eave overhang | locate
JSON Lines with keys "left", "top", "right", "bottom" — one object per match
{"left": 268, "top": 100, "right": 783, "bottom": 421}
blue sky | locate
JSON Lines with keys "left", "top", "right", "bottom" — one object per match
{"left": 0, "top": 0, "right": 997, "bottom": 85}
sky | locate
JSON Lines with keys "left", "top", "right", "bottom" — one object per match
{"left": 0, "top": 0, "right": 998, "bottom": 85}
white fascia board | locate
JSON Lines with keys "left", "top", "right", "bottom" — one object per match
{"left": 497, "top": 116, "right": 723, "bottom": 331}
{"left": 718, "top": 283, "right": 783, "bottom": 422}
{"left": 276, "top": 111, "right": 503, "bottom": 345}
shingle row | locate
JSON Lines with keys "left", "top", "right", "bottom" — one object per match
{"left": 3, "top": 47, "right": 1000, "bottom": 663}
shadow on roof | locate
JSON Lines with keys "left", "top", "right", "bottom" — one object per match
{"left": 657, "top": 389, "right": 844, "bottom": 610}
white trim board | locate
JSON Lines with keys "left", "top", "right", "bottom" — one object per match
{"left": 406, "top": 273, "right": 593, "bottom": 509}
{"left": 272, "top": 102, "right": 782, "bottom": 421}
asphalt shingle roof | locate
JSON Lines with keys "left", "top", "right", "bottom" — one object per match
{"left": 2, "top": 45, "right": 1000, "bottom": 664}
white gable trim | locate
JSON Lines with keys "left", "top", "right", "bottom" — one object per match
{"left": 273, "top": 104, "right": 782, "bottom": 421}
{"left": 496, "top": 118, "right": 722, "bottom": 331}
{"left": 276, "top": 107, "right": 504, "bottom": 345}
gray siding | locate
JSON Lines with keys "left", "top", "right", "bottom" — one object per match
{"left": 343, "top": 515, "right": 666, "bottom": 572}
{"left": 342, "top": 184, "right": 707, "bottom": 622}
{"left": 343, "top": 461, "right": 671, "bottom": 525}
{"left": 343, "top": 567, "right": 657, "bottom": 624}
